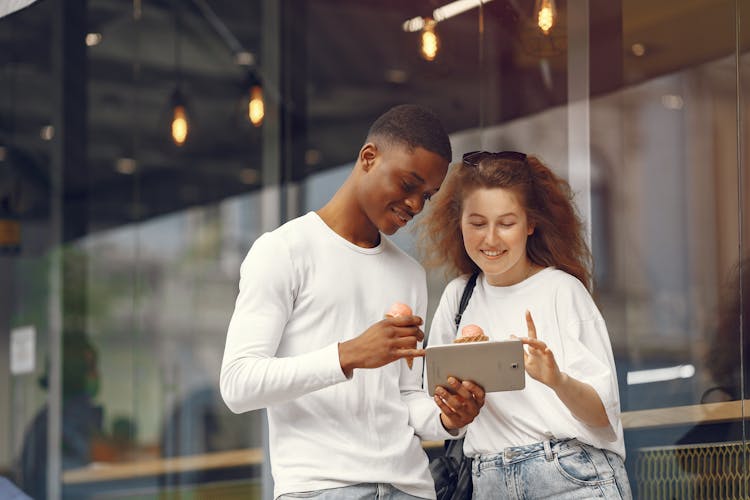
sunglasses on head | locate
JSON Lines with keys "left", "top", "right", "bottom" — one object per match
{"left": 462, "top": 150, "right": 527, "bottom": 167}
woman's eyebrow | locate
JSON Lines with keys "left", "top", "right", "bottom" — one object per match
{"left": 465, "top": 212, "right": 519, "bottom": 218}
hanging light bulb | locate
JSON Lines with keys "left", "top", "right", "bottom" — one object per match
{"left": 534, "top": 0, "right": 556, "bottom": 35}
{"left": 420, "top": 18, "right": 439, "bottom": 62}
{"left": 172, "top": 106, "right": 188, "bottom": 145}
{"left": 248, "top": 83, "right": 264, "bottom": 127}
{"left": 170, "top": 88, "right": 189, "bottom": 146}
{"left": 170, "top": 5, "right": 189, "bottom": 146}
{"left": 241, "top": 71, "right": 265, "bottom": 128}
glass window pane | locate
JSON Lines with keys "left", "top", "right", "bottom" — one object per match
{"left": 2, "top": 1, "right": 749, "bottom": 498}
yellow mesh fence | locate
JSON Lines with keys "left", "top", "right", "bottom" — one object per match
{"left": 636, "top": 441, "right": 749, "bottom": 499}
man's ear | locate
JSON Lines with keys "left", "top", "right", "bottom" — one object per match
{"left": 360, "top": 143, "right": 378, "bottom": 172}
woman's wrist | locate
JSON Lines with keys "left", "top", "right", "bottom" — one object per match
{"left": 550, "top": 371, "right": 568, "bottom": 393}
{"left": 440, "top": 413, "right": 461, "bottom": 434}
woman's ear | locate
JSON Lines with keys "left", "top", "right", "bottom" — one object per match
{"left": 360, "top": 143, "right": 378, "bottom": 172}
{"left": 527, "top": 222, "right": 536, "bottom": 235}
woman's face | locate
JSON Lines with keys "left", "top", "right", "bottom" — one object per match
{"left": 460, "top": 187, "right": 535, "bottom": 286}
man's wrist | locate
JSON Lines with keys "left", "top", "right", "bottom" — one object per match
{"left": 338, "top": 341, "right": 355, "bottom": 378}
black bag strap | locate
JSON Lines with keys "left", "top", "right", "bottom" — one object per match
{"left": 444, "top": 272, "right": 478, "bottom": 450}
{"left": 434, "top": 272, "right": 479, "bottom": 500}
{"left": 438, "top": 272, "right": 480, "bottom": 493}
{"left": 454, "top": 272, "right": 479, "bottom": 330}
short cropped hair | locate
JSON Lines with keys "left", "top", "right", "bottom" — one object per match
{"left": 366, "top": 104, "right": 452, "bottom": 162}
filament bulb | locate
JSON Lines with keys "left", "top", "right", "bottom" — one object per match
{"left": 248, "top": 85, "right": 264, "bottom": 127}
{"left": 171, "top": 104, "right": 188, "bottom": 146}
{"left": 420, "top": 18, "right": 439, "bottom": 61}
{"left": 536, "top": 0, "right": 556, "bottom": 35}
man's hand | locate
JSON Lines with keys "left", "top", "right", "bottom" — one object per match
{"left": 338, "top": 315, "right": 425, "bottom": 377}
{"left": 434, "top": 377, "right": 485, "bottom": 430}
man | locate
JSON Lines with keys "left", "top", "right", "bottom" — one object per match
{"left": 221, "top": 104, "right": 484, "bottom": 499}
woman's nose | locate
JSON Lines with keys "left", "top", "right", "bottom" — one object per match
{"left": 484, "top": 226, "right": 499, "bottom": 245}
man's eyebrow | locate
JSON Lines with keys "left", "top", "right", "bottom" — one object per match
{"left": 409, "top": 172, "right": 425, "bottom": 183}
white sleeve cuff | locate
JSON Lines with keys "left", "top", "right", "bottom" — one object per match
{"left": 323, "top": 341, "right": 351, "bottom": 383}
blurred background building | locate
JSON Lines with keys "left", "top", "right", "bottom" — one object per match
{"left": 0, "top": 0, "right": 748, "bottom": 498}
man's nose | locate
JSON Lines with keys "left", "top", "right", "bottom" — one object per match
{"left": 404, "top": 194, "right": 424, "bottom": 214}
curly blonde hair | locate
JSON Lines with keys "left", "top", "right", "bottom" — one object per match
{"left": 415, "top": 153, "right": 592, "bottom": 290}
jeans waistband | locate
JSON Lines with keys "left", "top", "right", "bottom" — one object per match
{"left": 472, "top": 438, "right": 576, "bottom": 469}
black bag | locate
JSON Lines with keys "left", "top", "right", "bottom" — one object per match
{"left": 428, "top": 272, "right": 479, "bottom": 500}
{"left": 429, "top": 436, "right": 474, "bottom": 500}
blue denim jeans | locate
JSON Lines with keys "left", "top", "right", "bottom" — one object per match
{"left": 278, "top": 483, "right": 428, "bottom": 500}
{"left": 471, "top": 438, "right": 632, "bottom": 500}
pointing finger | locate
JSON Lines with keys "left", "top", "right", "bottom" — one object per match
{"left": 525, "top": 310, "right": 537, "bottom": 339}
{"left": 518, "top": 337, "right": 547, "bottom": 350}
{"left": 395, "top": 348, "right": 425, "bottom": 358}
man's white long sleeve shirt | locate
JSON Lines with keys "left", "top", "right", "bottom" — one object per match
{"left": 221, "top": 212, "right": 454, "bottom": 499}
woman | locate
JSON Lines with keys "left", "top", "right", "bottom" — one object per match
{"left": 417, "top": 151, "right": 631, "bottom": 499}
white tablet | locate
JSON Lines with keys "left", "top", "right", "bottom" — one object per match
{"left": 425, "top": 340, "right": 526, "bottom": 396}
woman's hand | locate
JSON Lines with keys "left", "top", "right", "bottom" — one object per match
{"left": 515, "top": 310, "right": 563, "bottom": 389}
{"left": 434, "top": 377, "right": 485, "bottom": 430}
{"left": 515, "top": 310, "right": 609, "bottom": 428}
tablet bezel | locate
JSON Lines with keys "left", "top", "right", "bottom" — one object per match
{"left": 425, "top": 340, "right": 526, "bottom": 396}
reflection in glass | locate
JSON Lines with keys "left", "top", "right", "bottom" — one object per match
{"left": 18, "top": 330, "right": 102, "bottom": 499}
{"left": 1, "top": 0, "right": 749, "bottom": 498}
